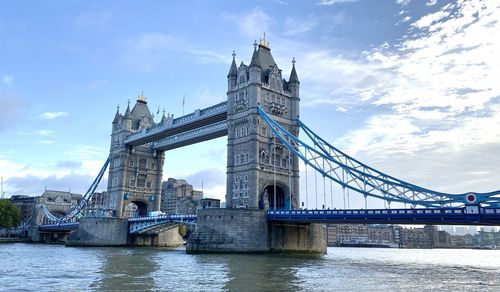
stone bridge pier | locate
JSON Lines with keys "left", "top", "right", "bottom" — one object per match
{"left": 186, "top": 209, "right": 325, "bottom": 253}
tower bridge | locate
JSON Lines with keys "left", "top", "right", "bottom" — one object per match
{"left": 36, "top": 38, "right": 500, "bottom": 252}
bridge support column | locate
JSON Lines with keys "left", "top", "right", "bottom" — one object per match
{"left": 269, "top": 222, "right": 326, "bottom": 253}
{"left": 186, "top": 209, "right": 326, "bottom": 254}
{"left": 129, "top": 227, "right": 184, "bottom": 247}
{"left": 67, "top": 217, "right": 128, "bottom": 246}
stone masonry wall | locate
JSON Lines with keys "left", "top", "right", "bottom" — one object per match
{"left": 269, "top": 222, "right": 326, "bottom": 253}
{"left": 187, "top": 208, "right": 269, "bottom": 253}
{"left": 67, "top": 217, "right": 128, "bottom": 246}
{"left": 187, "top": 208, "right": 326, "bottom": 254}
{"left": 129, "top": 227, "right": 184, "bottom": 247}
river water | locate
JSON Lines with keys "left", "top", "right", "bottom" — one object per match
{"left": 1, "top": 244, "right": 499, "bottom": 291}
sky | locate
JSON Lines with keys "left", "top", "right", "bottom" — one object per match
{"left": 1, "top": 0, "right": 499, "bottom": 209}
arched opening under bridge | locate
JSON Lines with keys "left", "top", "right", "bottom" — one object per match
{"left": 264, "top": 184, "right": 290, "bottom": 210}
{"left": 123, "top": 201, "right": 148, "bottom": 218}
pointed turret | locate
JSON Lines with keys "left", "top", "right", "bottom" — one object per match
{"left": 227, "top": 51, "right": 238, "bottom": 78}
{"left": 250, "top": 41, "right": 261, "bottom": 68}
{"left": 160, "top": 109, "right": 167, "bottom": 124}
{"left": 124, "top": 101, "right": 132, "bottom": 119}
{"left": 228, "top": 51, "right": 238, "bottom": 91}
{"left": 130, "top": 93, "right": 154, "bottom": 130}
{"left": 289, "top": 58, "right": 300, "bottom": 84}
{"left": 112, "top": 105, "right": 120, "bottom": 124}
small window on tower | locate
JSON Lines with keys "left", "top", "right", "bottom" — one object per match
{"left": 139, "top": 158, "right": 147, "bottom": 170}
{"left": 137, "top": 177, "right": 146, "bottom": 188}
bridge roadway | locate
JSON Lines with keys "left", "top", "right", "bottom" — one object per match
{"left": 267, "top": 206, "right": 500, "bottom": 226}
{"left": 38, "top": 205, "right": 500, "bottom": 235}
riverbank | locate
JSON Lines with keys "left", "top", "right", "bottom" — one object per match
{"left": 0, "top": 237, "right": 27, "bottom": 243}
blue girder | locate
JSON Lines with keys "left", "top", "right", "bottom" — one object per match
{"left": 128, "top": 214, "right": 197, "bottom": 234}
{"left": 40, "top": 157, "right": 110, "bottom": 223}
{"left": 38, "top": 222, "right": 80, "bottom": 232}
{"left": 257, "top": 106, "right": 500, "bottom": 208}
{"left": 268, "top": 206, "right": 500, "bottom": 225}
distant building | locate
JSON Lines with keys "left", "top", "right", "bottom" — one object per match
{"left": 198, "top": 198, "right": 221, "bottom": 210}
{"left": 367, "top": 224, "right": 395, "bottom": 243}
{"left": 325, "top": 224, "right": 368, "bottom": 246}
{"left": 400, "top": 225, "right": 439, "bottom": 248}
{"left": 33, "top": 190, "right": 82, "bottom": 224}
{"left": 325, "top": 224, "right": 403, "bottom": 247}
{"left": 436, "top": 230, "right": 452, "bottom": 247}
{"left": 400, "top": 228, "right": 429, "bottom": 248}
{"left": 10, "top": 195, "right": 36, "bottom": 224}
{"left": 85, "top": 191, "right": 115, "bottom": 217}
{"left": 450, "top": 235, "right": 467, "bottom": 247}
{"left": 160, "top": 178, "right": 203, "bottom": 215}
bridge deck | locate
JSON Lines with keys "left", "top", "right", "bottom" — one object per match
{"left": 267, "top": 207, "right": 500, "bottom": 225}
{"left": 38, "top": 222, "right": 80, "bottom": 232}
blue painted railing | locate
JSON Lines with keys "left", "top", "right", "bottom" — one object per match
{"left": 267, "top": 206, "right": 500, "bottom": 225}
{"left": 38, "top": 222, "right": 80, "bottom": 232}
{"left": 128, "top": 214, "right": 198, "bottom": 234}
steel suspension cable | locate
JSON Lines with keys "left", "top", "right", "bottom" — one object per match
{"left": 273, "top": 135, "right": 277, "bottom": 210}
{"left": 323, "top": 159, "right": 326, "bottom": 209}
{"left": 289, "top": 148, "right": 293, "bottom": 210}
{"left": 330, "top": 179, "right": 333, "bottom": 209}
{"left": 305, "top": 150, "right": 309, "bottom": 209}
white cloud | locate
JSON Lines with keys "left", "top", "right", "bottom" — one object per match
{"left": 283, "top": 16, "right": 318, "bottom": 36}
{"left": 268, "top": 0, "right": 287, "bottom": 4}
{"left": 65, "top": 145, "right": 107, "bottom": 161}
{"left": 426, "top": 0, "right": 438, "bottom": 6}
{"left": 2, "top": 75, "right": 14, "bottom": 85}
{"left": 5, "top": 173, "right": 95, "bottom": 196}
{"left": 0, "top": 151, "right": 107, "bottom": 196}
{"left": 118, "top": 32, "right": 227, "bottom": 71}
{"left": 224, "top": 8, "right": 272, "bottom": 38}
{"left": 327, "top": 0, "right": 500, "bottom": 193}
{"left": 37, "top": 130, "right": 52, "bottom": 136}
{"left": 396, "top": 0, "right": 412, "bottom": 6}
{"left": 317, "top": 0, "right": 359, "bottom": 5}
{"left": 336, "top": 106, "right": 348, "bottom": 112}
{"left": 39, "top": 111, "right": 69, "bottom": 120}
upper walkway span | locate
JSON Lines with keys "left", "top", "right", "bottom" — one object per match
{"left": 124, "top": 101, "right": 228, "bottom": 147}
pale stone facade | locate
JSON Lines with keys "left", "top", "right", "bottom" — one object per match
{"left": 107, "top": 95, "right": 165, "bottom": 218}
{"left": 226, "top": 39, "right": 300, "bottom": 210}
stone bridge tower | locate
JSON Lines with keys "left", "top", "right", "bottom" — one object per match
{"left": 226, "top": 38, "right": 300, "bottom": 210}
{"left": 107, "top": 95, "right": 165, "bottom": 218}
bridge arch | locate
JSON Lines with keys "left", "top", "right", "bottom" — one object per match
{"left": 262, "top": 182, "right": 290, "bottom": 210}
{"left": 123, "top": 200, "right": 148, "bottom": 218}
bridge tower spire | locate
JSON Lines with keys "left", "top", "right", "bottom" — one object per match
{"left": 226, "top": 39, "right": 300, "bottom": 210}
